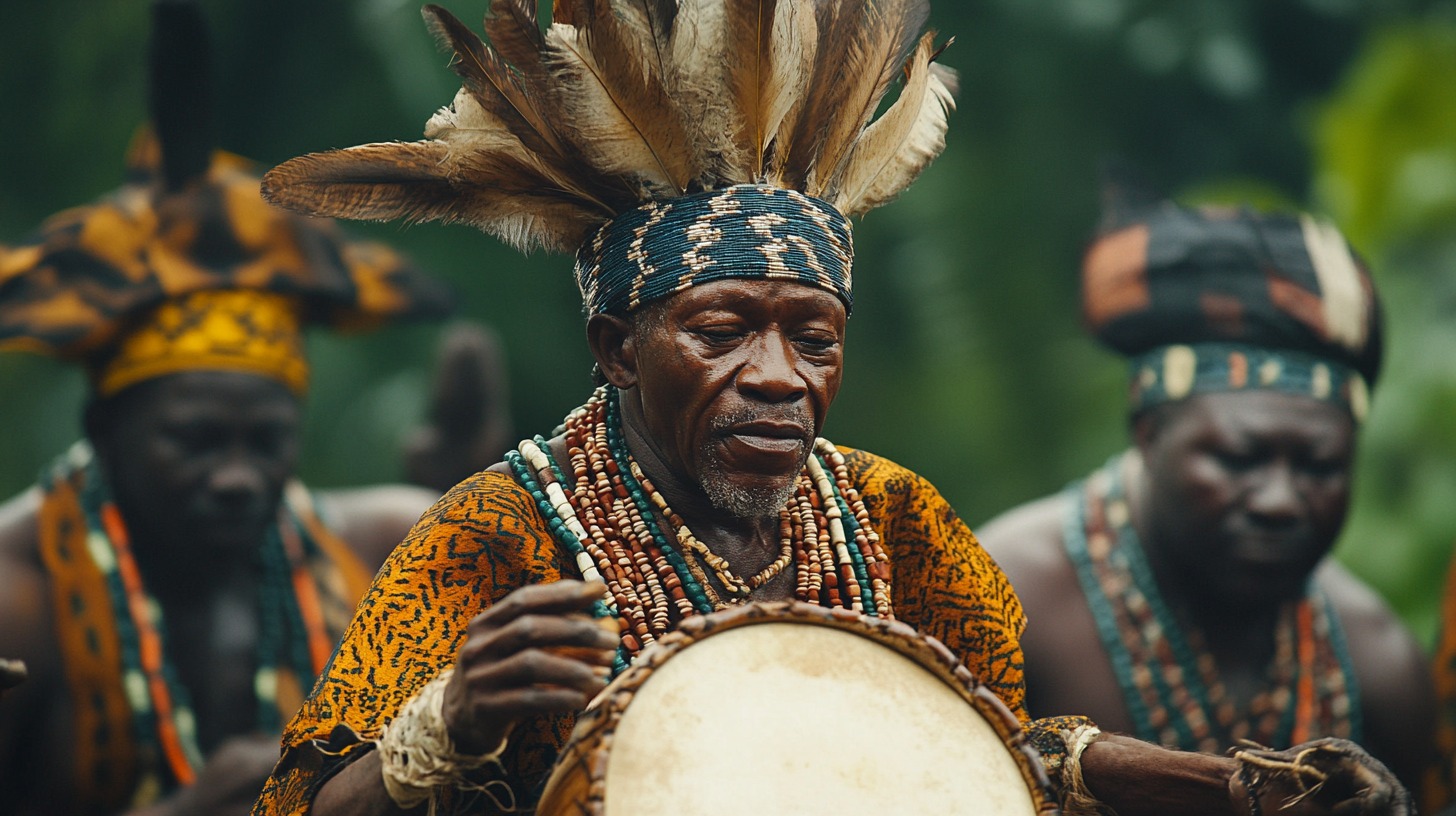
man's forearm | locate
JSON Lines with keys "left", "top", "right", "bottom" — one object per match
{"left": 312, "top": 751, "right": 416, "bottom": 816}
{"left": 1081, "top": 733, "right": 1236, "bottom": 816}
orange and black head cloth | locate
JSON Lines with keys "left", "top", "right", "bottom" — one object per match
{"left": 0, "top": 0, "right": 453, "bottom": 397}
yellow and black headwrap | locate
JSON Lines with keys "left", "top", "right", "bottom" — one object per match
{"left": 0, "top": 3, "right": 451, "bottom": 398}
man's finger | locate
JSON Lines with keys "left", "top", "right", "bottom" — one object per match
{"left": 462, "top": 649, "right": 612, "bottom": 697}
{"left": 472, "top": 685, "right": 599, "bottom": 723}
{"left": 462, "top": 614, "right": 618, "bottom": 663}
{"left": 469, "top": 581, "right": 609, "bottom": 631}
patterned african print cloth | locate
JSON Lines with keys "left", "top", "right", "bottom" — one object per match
{"left": 1426, "top": 547, "right": 1456, "bottom": 813}
{"left": 35, "top": 442, "right": 372, "bottom": 812}
{"left": 252, "top": 447, "right": 1090, "bottom": 815}
{"left": 1081, "top": 199, "right": 1382, "bottom": 387}
{"left": 1062, "top": 451, "right": 1362, "bottom": 753}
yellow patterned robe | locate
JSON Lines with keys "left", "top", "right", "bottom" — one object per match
{"left": 253, "top": 448, "right": 1033, "bottom": 814}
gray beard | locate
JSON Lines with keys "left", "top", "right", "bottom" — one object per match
{"left": 697, "top": 407, "right": 813, "bottom": 519}
{"left": 701, "top": 464, "right": 801, "bottom": 518}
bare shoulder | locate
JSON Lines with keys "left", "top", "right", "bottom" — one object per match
{"left": 315, "top": 484, "right": 442, "bottom": 571}
{"left": 0, "top": 486, "right": 41, "bottom": 563}
{"left": 1314, "top": 560, "right": 1432, "bottom": 787}
{"left": 0, "top": 487, "right": 61, "bottom": 733}
{"left": 1315, "top": 561, "right": 1421, "bottom": 652}
{"left": 976, "top": 492, "right": 1076, "bottom": 590}
{"left": 1315, "top": 560, "right": 1428, "bottom": 680}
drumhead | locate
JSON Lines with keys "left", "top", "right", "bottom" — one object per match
{"left": 602, "top": 619, "right": 1041, "bottom": 815}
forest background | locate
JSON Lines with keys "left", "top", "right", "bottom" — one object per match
{"left": 2, "top": 0, "right": 1455, "bottom": 641}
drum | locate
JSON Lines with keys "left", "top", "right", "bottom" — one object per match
{"left": 537, "top": 602, "right": 1060, "bottom": 816}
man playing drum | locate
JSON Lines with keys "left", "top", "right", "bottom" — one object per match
{"left": 253, "top": 1, "right": 1412, "bottom": 814}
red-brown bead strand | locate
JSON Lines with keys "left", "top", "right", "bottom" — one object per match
{"left": 792, "top": 496, "right": 812, "bottom": 601}
{"left": 555, "top": 397, "right": 655, "bottom": 644}
{"left": 819, "top": 442, "right": 893, "bottom": 618}
{"left": 583, "top": 402, "right": 667, "bottom": 643}
{"left": 602, "top": 466, "right": 673, "bottom": 637}
{"left": 795, "top": 476, "right": 824, "bottom": 603}
{"left": 590, "top": 394, "right": 695, "bottom": 628}
{"left": 807, "top": 453, "right": 862, "bottom": 613}
{"left": 806, "top": 486, "right": 840, "bottom": 608}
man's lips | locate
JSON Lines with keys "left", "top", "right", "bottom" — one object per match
{"left": 721, "top": 421, "right": 809, "bottom": 455}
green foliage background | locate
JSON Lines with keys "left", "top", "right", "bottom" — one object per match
{"left": 2, "top": 0, "right": 1454, "bottom": 639}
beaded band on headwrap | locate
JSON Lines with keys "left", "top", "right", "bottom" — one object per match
{"left": 1129, "top": 342, "right": 1370, "bottom": 423}
{"left": 574, "top": 184, "right": 854, "bottom": 316}
{"left": 93, "top": 289, "right": 310, "bottom": 397}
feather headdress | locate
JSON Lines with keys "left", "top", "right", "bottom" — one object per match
{"left": 264, "top": 0, "right": 956, "bottom": 253}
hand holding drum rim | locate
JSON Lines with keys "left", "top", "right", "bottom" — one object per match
{"left": 444, "top": 580, "right": 620, "bottom": 755}
{"left": 1228, "top": 737, "right": 1414, "bottom": 816}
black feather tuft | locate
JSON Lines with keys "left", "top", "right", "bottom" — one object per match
{"left": 149, "top": 0, "right": 215, "bottom": 192}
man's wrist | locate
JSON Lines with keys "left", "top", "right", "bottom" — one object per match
{"left": 1080, "top": 734, "right": 1238, "bottom": 816}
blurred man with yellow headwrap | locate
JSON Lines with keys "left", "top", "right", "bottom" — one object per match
{"left": 0, "top": 3, "right": 494, "bottom": 814}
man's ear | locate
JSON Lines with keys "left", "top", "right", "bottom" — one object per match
{"left": 1130, "top": 407, "right": 1160, "bottom": 458}
{"left": 82, "top": 396, "right": 116, "bottom": 470}
{"left": 586, "top": 312, "right": 639, "bottom": 389}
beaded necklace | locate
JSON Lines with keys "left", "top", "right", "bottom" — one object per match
{"left": 70, "top": 448, "right": 335, "bottom": 795}
{"left": 506, "top": 386, "right": 891, "bottom": 672}
{"left": 1062, "top": 452, "right": 1362, "bottom": 751}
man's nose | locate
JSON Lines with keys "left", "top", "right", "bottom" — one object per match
{"left": 737, "top": 334, "right": 808, "bottom": 403}
{"left": 208, "top": 451, "right": 267, "bottom": 505}
{"left": 1246, "top": 461, "right": 1302, "bottom": 525}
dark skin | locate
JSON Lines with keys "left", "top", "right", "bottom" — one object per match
{"left": 309, "top": 280, "right": 1408, "bottom": 816}
{"left": 0, "top": 365, "right": 477, "bottom": 816}
{"left": 402, "top": 321, "right": 514, "bottom": 492}
{"left": 980, "top": 390, "right": 1433, "bottom": 801}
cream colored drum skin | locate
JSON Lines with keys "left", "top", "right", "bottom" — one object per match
{"left": 538, "top": 602, "right": 1059, "bottom": 816}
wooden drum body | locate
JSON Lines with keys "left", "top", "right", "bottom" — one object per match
{"left": 538, "top": 602, "right": 1060, "bottom": 816}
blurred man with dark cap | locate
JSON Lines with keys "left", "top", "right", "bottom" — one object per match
{"left": 980, "top": 184, "right": 1438, "bottom": 806}
{"left": 0, "top": 3, "right": 492, "bottom": 814}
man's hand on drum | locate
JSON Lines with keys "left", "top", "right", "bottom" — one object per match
{"left": 444, "top": 580, "right": 619, "bottom": 754}
{"left": 1229, "top": 739, "right": 1414, "bottom": 816}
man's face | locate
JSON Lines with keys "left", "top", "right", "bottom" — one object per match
{"left": 1137, "top": 390, "right": 1355, "bottom": 608}
{"left": 628, "top": 279, "right": 846, "bottom": 519}
{"left": 90, "top": 370, "right": 303, "bottom": 558}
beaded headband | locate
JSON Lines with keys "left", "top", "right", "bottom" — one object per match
{"left": 1129, "top": 342, "right": 1370, "bottom": 423}
{"left": 574, "top": 185, "right": 854, "bottom": 317}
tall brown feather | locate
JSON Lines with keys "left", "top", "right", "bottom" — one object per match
{"left": 482, "top": 0, "right": 548, "bottom": 86}
{"left": 670, "top": 0, "right": 735, "bottom": 181}
{"left": 546, "top": 5, "right": 694, "bottom": 194}
{"left": 261, "top": 142, "right": 461, "bottom": 224}
{"left": 424, "top": 5, "right": 563, "bottom": 161}
{"left": 618, "top": 0, "right": 678, "bottom": 76}
{"left": 810, "top": 0, "right": 928, "bottom": 197}
{"left": 426, "top": 4, "right": 640, "bottom": 214}
{"left": 832, "top": 33, "right": 957, "bottom": 216}
{"left": 725, "top": 0, "right": 816, "bottom": 181}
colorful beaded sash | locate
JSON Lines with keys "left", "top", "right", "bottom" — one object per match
{"left": 1061, "top": 452, "right": 1361, "bottom": 751}
{"left": 506, "top": 386, "right": 890, "bottom": 677}
{"left": 35, "top": 442, "right": 369, "bottom": 811}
